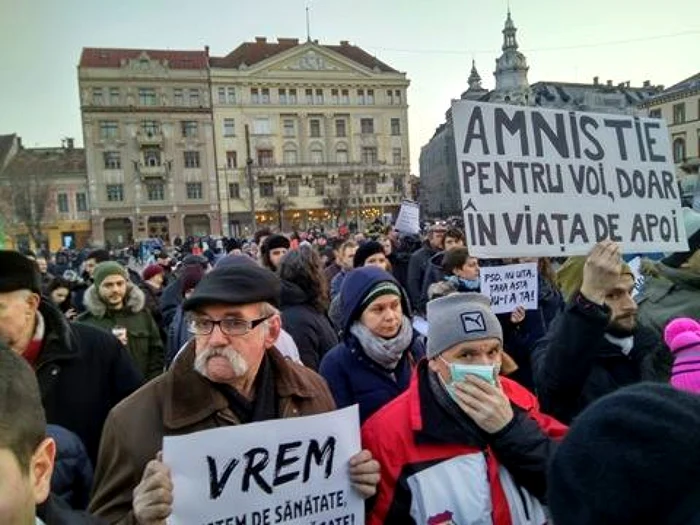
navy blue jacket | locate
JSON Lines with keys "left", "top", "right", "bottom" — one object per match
{"left": 319, "top": 266, "right": 425, "bottom": 423}
{"left": 46, "top": 424, "right": 93, "bottom": 510}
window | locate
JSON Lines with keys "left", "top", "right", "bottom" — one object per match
{"left": 283, "top": 147, "right": 298, "bottom": 165}
{"left": 341, "top": 89, "right": 349, "bottom": 104}
{"left": 283, "top": 119, "right": 295, "bottom": 137}
{"left": 367, "top": 89, "right": 375, "bottom": 105}
{"left": 147, "top": 182, "right": 165, "bottom": 201}
{"left": 362, "top": 147, "right": 378, "bottom": 164}
{"left": 357, "top": 89, "right": 366, "bottom": 105}
{"left": 331, "top": 89, "right": 339, "bottom": 105}
{"left": 673, "top": 103, "right": 685, "bottom": 124}
{"left": 142, "top": 120, "right": 159, "bottom": 136}
{"left": 109, "top": 88, "right": 120, "bottom": 105}
{"left": 288, "top": 180, "right": 299, "bottom": 197}
{"left": 259, "top": 182, "right": 274, "bottom": 197}
{"left": 92, "top": 88, "right": 103, "bottom": 105}
{"left": 227, "top": 87, "right": 236, "bottom": 104}
{"left": 143, "top": 148, "right": 161, "bottom": 167}
{"left": 340, "top": 179, "right": 352, "bottom": 194}
{"left": 310, "top": 119, "right": 321, "bottom": 138}
{"left": 184, "top": 151, "right": 201, "bottom": 168}
{"left": 252, "top": 118, "right": 271, "bottom": 135}
{"left": 57, "top": 193, "right": 69, "bottom": 213}
{"left": 228, "top": 183, "right": 240, "bottom": 199}
{"left": 186, "top": 182, "right": 203, "bottom": 199}
{"left": 391, "top": 118, "right": 401, "bottom": 136}
{"left": 181, "top": 121, "right": 198, "bottom": 138}
{"left": 306, "top": 89, "right": 314, "bottom": 104}
{"left": 649, "top": 108, "right": 662, "bottom": 119}
{"left": 310, "top": 145, "right": 324, "bottom": 164}
{"left": 335, "top": 119, "right": 346, "bottom": 137}
{"left": 223, "top": 118, "right": 235, "bottom": 137}
{"left": 393, "top": 148, "right": 402, "bottom": 165}
{"left": 289, "top": 89, "right": 297, "bottom": 104}
{"left": 251, "top": 88, "right": 260, "bottom": 104}
{"left": 139, "top": 88, "right": 157, "bottom": 106}
{"left": 103, "top": 151, "right": 122, "bottom": 169}
{"left": 360, "top": 118, "right": 374, "bottom": 134}
{"left": 261, "top": 88, "right": 270, "bottom": 104}
{"left": 336, "top": 147, "right": 349, "bottom": 164}
{"left": 218, "top": 87, "right": 226, "bottom": 104}
{"left": 226, "top": 151, "right": 238, "bottom": 169}
{"left": 279, "top": 89, "right": 288, "bottom": 105}
{"left": 106, "top": 184, "right": 124, "bottom": 202}
{"left": 99, "top": 121, "right": 118, "bottom": 139}
{"left": 315, "top": 89, "right": 324, "bottom": 105}
{"left": 387, "top": 89, "right": 393, "bottom": 105}
{"left": 174, "top": 88, "right": 184, "bottom": 106}
{"left": 393, "top": 174, "right": 405, "bottom": 193}
{"left": 189, "top": 89, "right": 200, "bottom": 106}
{"left": 76, "top": 192, "right": 88, "bottom": 212}
{"left": 257, "top": 149, "right": 274, "bottom": 166}
{"left": 364, "top": 178, "right": 377, "bottom": 194}
{"left": 395, "top": 90, "right": 402, "bottom": 104}
{"left": 314, "top": 179, "right": 325, "bottom": 196}
{"left": 673, "top": 138, "right": 686, "bottom": 163}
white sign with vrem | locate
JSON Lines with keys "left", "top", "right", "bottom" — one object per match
{"left": 451, "top": 100, "right": 688, "bottom": 258}
{"left": 163, "top": 405, "right": 363, "bottom": 525}
{"left": 395, "top": 200, "right": 421, "bottom": 234}
{"left": 481, "top": 263, "right": 539, "bottom": 314}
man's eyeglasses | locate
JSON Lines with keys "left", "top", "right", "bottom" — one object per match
{"left": 188, "top": 315, "right": 272, "bottom": 336}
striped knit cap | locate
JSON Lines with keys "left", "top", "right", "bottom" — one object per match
{"left": 359, "top": 281, "right": 401, "bottom": 312}
{"left": 664, "top": 317, "right": 700, "bottom": 395}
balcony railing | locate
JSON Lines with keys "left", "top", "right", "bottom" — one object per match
{"left": 137, "top": 163, "right": 167, "bottom": 180}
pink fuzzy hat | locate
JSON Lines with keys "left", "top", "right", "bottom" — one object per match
{"left": 664, "top": 317, "right": 700, "bottom": 395}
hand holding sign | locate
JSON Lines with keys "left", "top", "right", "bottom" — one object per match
{"left": 580, "top": 240, "right": 623, "bottom": 305}
{"left": 510, "top": 305, "right": 526, "bottom": 324}
{"left": 133, "top": 452, "right": 172, "bottom": 525}
{"left": 348, "top": 449, "right": 381, "bottom": 498}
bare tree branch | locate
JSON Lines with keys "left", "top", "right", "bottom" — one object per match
{"left": 1, "top": 170, "right": 53, "bottom": 248}
{"left": 264, "top": 191, "right": 295, "bottom": 231}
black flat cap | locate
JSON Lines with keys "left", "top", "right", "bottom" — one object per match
{"left": 183, "top": 263, "right": 281, "bottom": 311}
{"left": 0, "top": 250, "right": 41, "bottom": 294}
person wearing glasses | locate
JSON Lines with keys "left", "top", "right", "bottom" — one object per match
{"left": 89, "top": 262, "right": 381, "bottom": 524}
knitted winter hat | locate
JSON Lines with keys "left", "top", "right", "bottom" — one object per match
{"left": 548, "top": 383, "right": 700, "bottom": 525}
{"left": 556, "top": 256, "right": 633, "bottom": 302}
{"left": 141, "top": 264, "right": 164, "bottom": 282}
{"left": 664, "top": 317, "right": 700, "bottom": 395}
{"left": 92, "top": 261, "right": 128, "bottom": 288}
{"left": 359, "top": 281, "right": 401, "bottom": 312}
{"left": 353, "top": 241, "right": 385, "bottom": 268}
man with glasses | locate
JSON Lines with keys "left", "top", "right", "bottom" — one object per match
{"left": 89, "top": 262, "right": 381, "bottom": 524}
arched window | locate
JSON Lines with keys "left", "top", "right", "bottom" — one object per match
{"left": 283, "top": 145, "right": 297, "bottom": 165}
{"left": 673, "top": 138, "right": 686, "bottom": 163}
{"left": 310, "top": 144, "right": 324, "bottom": 165}
{"left": 336, "top": 145, "right": 349, "bottom": 164}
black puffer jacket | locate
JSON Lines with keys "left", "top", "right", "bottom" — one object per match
{"left": 280, "top": 280, "right": 338, "bottom": 370}
{"left": 531, "top": 294, "right": 666, "bottom": 424}
{"left": 37, "top": 301, "right": 143, "bottom": 464}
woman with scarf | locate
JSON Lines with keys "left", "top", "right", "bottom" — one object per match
{"left": 320, "top": 266, "right": 425, "bottom": 423}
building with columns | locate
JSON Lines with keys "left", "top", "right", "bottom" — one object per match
{"left": 210, "top": 38, "right": 411, "bottom": 236}
{"left": 419, "top": 10, "right": 662, "bottom": 219}
{"left": 78, "top": 48, "right": 221, "bottom": 247}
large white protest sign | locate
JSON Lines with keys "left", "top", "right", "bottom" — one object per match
{"left": 395, "top": 200, "right": 420, "bottom": 234}
{"left": 481, "top": 263, "right": 539, "bottom": 314}
{"left": 626, "top": 256, "right": 645, "bottom": 298}
{"left": 451, "top": 101, "right": 688, "bottom": 258}
{"left": 163, "top": 405, "right": 363, "bottom": 525}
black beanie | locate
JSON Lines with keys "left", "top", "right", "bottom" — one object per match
{"left": 261, "top": 234, "right": 290, "bottom": 254}
{"left": 548, "top": 382, "right": 700, "bottom": 525}
{"left": 353, "top": 241, "right": 385, "bottom": 268}
{"left": 0, "top": 250, "right": 42, "bottom": 294}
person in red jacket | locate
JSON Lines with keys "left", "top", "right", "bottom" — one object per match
{"left": 362, "top": 292, "right": 567, "bottom": 525}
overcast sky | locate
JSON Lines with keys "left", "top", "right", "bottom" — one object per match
{"left": 1, "top": 0, "right": 698, "bottom": 174}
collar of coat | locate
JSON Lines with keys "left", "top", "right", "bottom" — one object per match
{"left": 163, "top": 342, "right": 322, "bottom": 430}
{"left": 35, "top": 300, "right": 76, "bottom": 366}
{"left": 82, "top": 282, "right": 146, "bottom": 318}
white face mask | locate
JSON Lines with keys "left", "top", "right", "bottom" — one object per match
{"left": 438, "top": 356, "right": 499, "bottom": 402}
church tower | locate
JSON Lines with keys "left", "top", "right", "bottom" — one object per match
{"left": 492, "top": 10, "right": 531, "bottom": 105}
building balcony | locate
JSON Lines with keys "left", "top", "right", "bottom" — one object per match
{"left": 137, "top": 163, "right": 167, "bottom": 180}
{"left": 254, "top": 160, "right": 390, "bottom": 176}
{"left": 136, "top": 130, "right": 164, "bottom": 147}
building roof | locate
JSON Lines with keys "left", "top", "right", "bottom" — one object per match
{"left": 3, "top": 147, "right": 86, "bottom": 178}
{"left": 0, "top": 134, "right": 17, "bottom": 168}
{"left": 80, "top": 48, "right": 208, "bottom": 70}
{"left": 640, "top": 71, "right": 700, "bottom": 106}
{"left": 210, "top": 38, "right": 399, "bottom": 73}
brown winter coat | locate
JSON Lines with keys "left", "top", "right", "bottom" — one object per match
{"left": 88, "top": 343, "right": 336, "bottom": 524}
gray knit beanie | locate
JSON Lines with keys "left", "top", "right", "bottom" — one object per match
{"left": 426, "top": 292, "right": 503, "bottom": 359}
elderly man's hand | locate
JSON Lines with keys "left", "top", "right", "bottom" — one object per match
{"left": 453, "top": 375, "right": 514, "bottom": 434}
{"left": 349, "top": 449, "right": 381, "bottom": 499}
{"left": 580, "top": 240, "right": 622, "bottom": 305}
{"left": 133, "top": 452, "right": 172, "bottom": 525}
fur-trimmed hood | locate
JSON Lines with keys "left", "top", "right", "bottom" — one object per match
{"left": 82, "top": 283, "right": 146, "bottom": 318}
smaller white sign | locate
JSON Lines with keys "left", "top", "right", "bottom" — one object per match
{"left": 480, "top": 263, "right": 539, "bottom": 314}
{"left": 395, "top": 200, "right": 420, "bottom": 234}
{"left": 627, "top": 256, "right": 645, "bottom": 298}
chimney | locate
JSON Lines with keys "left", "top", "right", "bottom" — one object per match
{"left": 255, "top": 37, "right": 267, "bottom": 44}
{"left": 606, "top": 80, "right": 613, "bottom": 87}
{"left": 278, "top": 38, "right": 299, "bottom": 45}
{"left": 643, "top": 80, "right": 650, "bottom": 87}
{"left": 340, "top": 40, "right": 349, "bottom": 46}
{"left": 313, "top": 39, "right": 319, "bottom": 44}
{"left": 593, "top": 76, "right": 599, "bottom": 85}
{"left": 204, "top": 45, "right": 210, "bottom": 56}
{"left": 64, "top": 137, "right": 74, "bottom": 150}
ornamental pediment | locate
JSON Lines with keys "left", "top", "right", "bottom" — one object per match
{"left": 120, "top": 52, "right": 170, "bottom": 76}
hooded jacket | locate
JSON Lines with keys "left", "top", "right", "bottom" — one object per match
{"left": 78, "top": 283, "right": 164, "bottom": 380}
{"left": 320, "top": 267, "right": 425, "bottom": 423}
{"left": 279, "top": 280, "right": 338, "bottom": 370}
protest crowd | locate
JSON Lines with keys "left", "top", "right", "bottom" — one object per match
{"left": 1, "top": 201, "right": 700, "bottom": 525}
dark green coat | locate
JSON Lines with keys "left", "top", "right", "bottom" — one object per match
{"left": 78, "top": 284, "right": 164, "bottom": 380}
